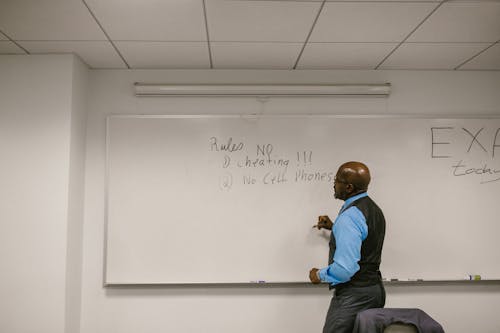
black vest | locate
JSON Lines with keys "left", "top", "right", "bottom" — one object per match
{"left": 328, "top": 195, "right": 386, "bottom": 290}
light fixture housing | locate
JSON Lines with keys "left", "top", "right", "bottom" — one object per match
{"left": 133, "top": 83, "right": 391, "bottom": 97}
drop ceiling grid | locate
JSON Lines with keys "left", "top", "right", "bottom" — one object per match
{"left": 379, "top": 1, "right": 500, "bottom": 70}
{"left": 379, "top": 43, "right": 492, "bottom": 70}
{"left": 297, "top": 42, "right": 399, "bottom": 69}
{"left": 459, "top": 42, "right": 500, "bottom": 70}
{"left": 407, "top": 1, "right": 500, "bottom": 43}
{"left": 0, "top": 0, "right": 498, "bottom": 70}
{"left": 17, "top": 40, "right": 127, "bottom": 69}
{"left": 205, "top": 0, "right": 323, "bottom": 69}
{"left": 309, "top": 2, "right": 440, "bottom": 42}
{"left": 296, "top": 0, "right": 441, "bottom": 69}
{"left": 0, "top": 41, "right": 26, "bottom": 54}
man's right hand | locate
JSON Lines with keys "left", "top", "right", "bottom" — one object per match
{"left": 315, "top": 215, "right": 333, "bottom": 230}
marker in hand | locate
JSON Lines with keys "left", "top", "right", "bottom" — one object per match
{"left": 313, "top": 215, "right": 333, "bottom": 230}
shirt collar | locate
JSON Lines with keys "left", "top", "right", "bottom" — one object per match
{"left": 342, "top": 191, "right": 368, "bottom": 210}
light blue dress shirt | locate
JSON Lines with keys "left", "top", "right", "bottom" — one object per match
{"left": 318, "top": 192, "right": 369, "bottom": 285}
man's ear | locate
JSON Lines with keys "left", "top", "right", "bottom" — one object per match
{"left": 346, "top": 183, "right": 355, "bottom": 193}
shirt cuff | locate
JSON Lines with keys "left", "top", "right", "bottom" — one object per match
{"left": 318, "top": 267, "right": 329, "bottom": 282}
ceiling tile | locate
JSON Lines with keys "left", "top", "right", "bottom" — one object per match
{"left": 115, "top": 42, "right": 210, "bottom": 69}
{"left": 0, "top": 41, "right": 26, "bottom": 54}
{"left": 85, "top": 0, "right": 206, "bottom": 41}
{"left": 379, "top": 43, "right": 490, "bottom": 70}
{"left": 310, "top": 2, "right": 438, "bottom": 42}
{"left": 206, "top": 0, "right": 320, "bottom": 42}
{"left": 0, "top": 0, "right": 107, "bottom": 40}
{"left": 18, "top": 41, "right": 126, "bottom": 68}
{"left": 460, "top": 43, "right": 500, "bottom": 70}
{"left": 297, "top": 42, "right": 397, "bottom": 69}
{"left": 408, "top": 2, "right": 500, "bottom": 43}
{"left": 211, "top": 42, "right": 302, "bottom": 69}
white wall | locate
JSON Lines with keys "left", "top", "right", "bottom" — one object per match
{"left": 80, "top": 69, "right": 500, "bottom": 333}
{"left": 0, "top": 54, "right": 88, "bottom": 333}
{"left": 65, "top": 57, "right": 89, "bottom": 333}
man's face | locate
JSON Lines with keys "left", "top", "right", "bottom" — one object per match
{"left": 333, "top": 170, "right": 348, "bottom": 200}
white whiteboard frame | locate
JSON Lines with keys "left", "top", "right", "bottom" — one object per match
{"left": 104, "top": 114, "right": 500, "bottom": 286}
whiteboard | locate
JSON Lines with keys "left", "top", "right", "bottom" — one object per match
{"left": 105, "top": 115, "right": 500, "bottom": 284}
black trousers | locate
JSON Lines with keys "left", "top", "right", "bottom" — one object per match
{"left": 323, "top": 283, "right": 386, "bottom": 333}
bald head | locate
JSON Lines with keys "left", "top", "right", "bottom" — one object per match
{"left": 333, "top": 162, "right": 371, "bottom": 200}
{"left": 338, "top": 161, "right": 371, "bottom": 191}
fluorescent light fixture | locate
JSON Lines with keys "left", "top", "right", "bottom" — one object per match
{"left": 134, "top": 83, "right": 391, "bottom": 97}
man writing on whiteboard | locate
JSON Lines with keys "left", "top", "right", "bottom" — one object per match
{"left": 309, "top": 161, "right": 386, "bottom": 333}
